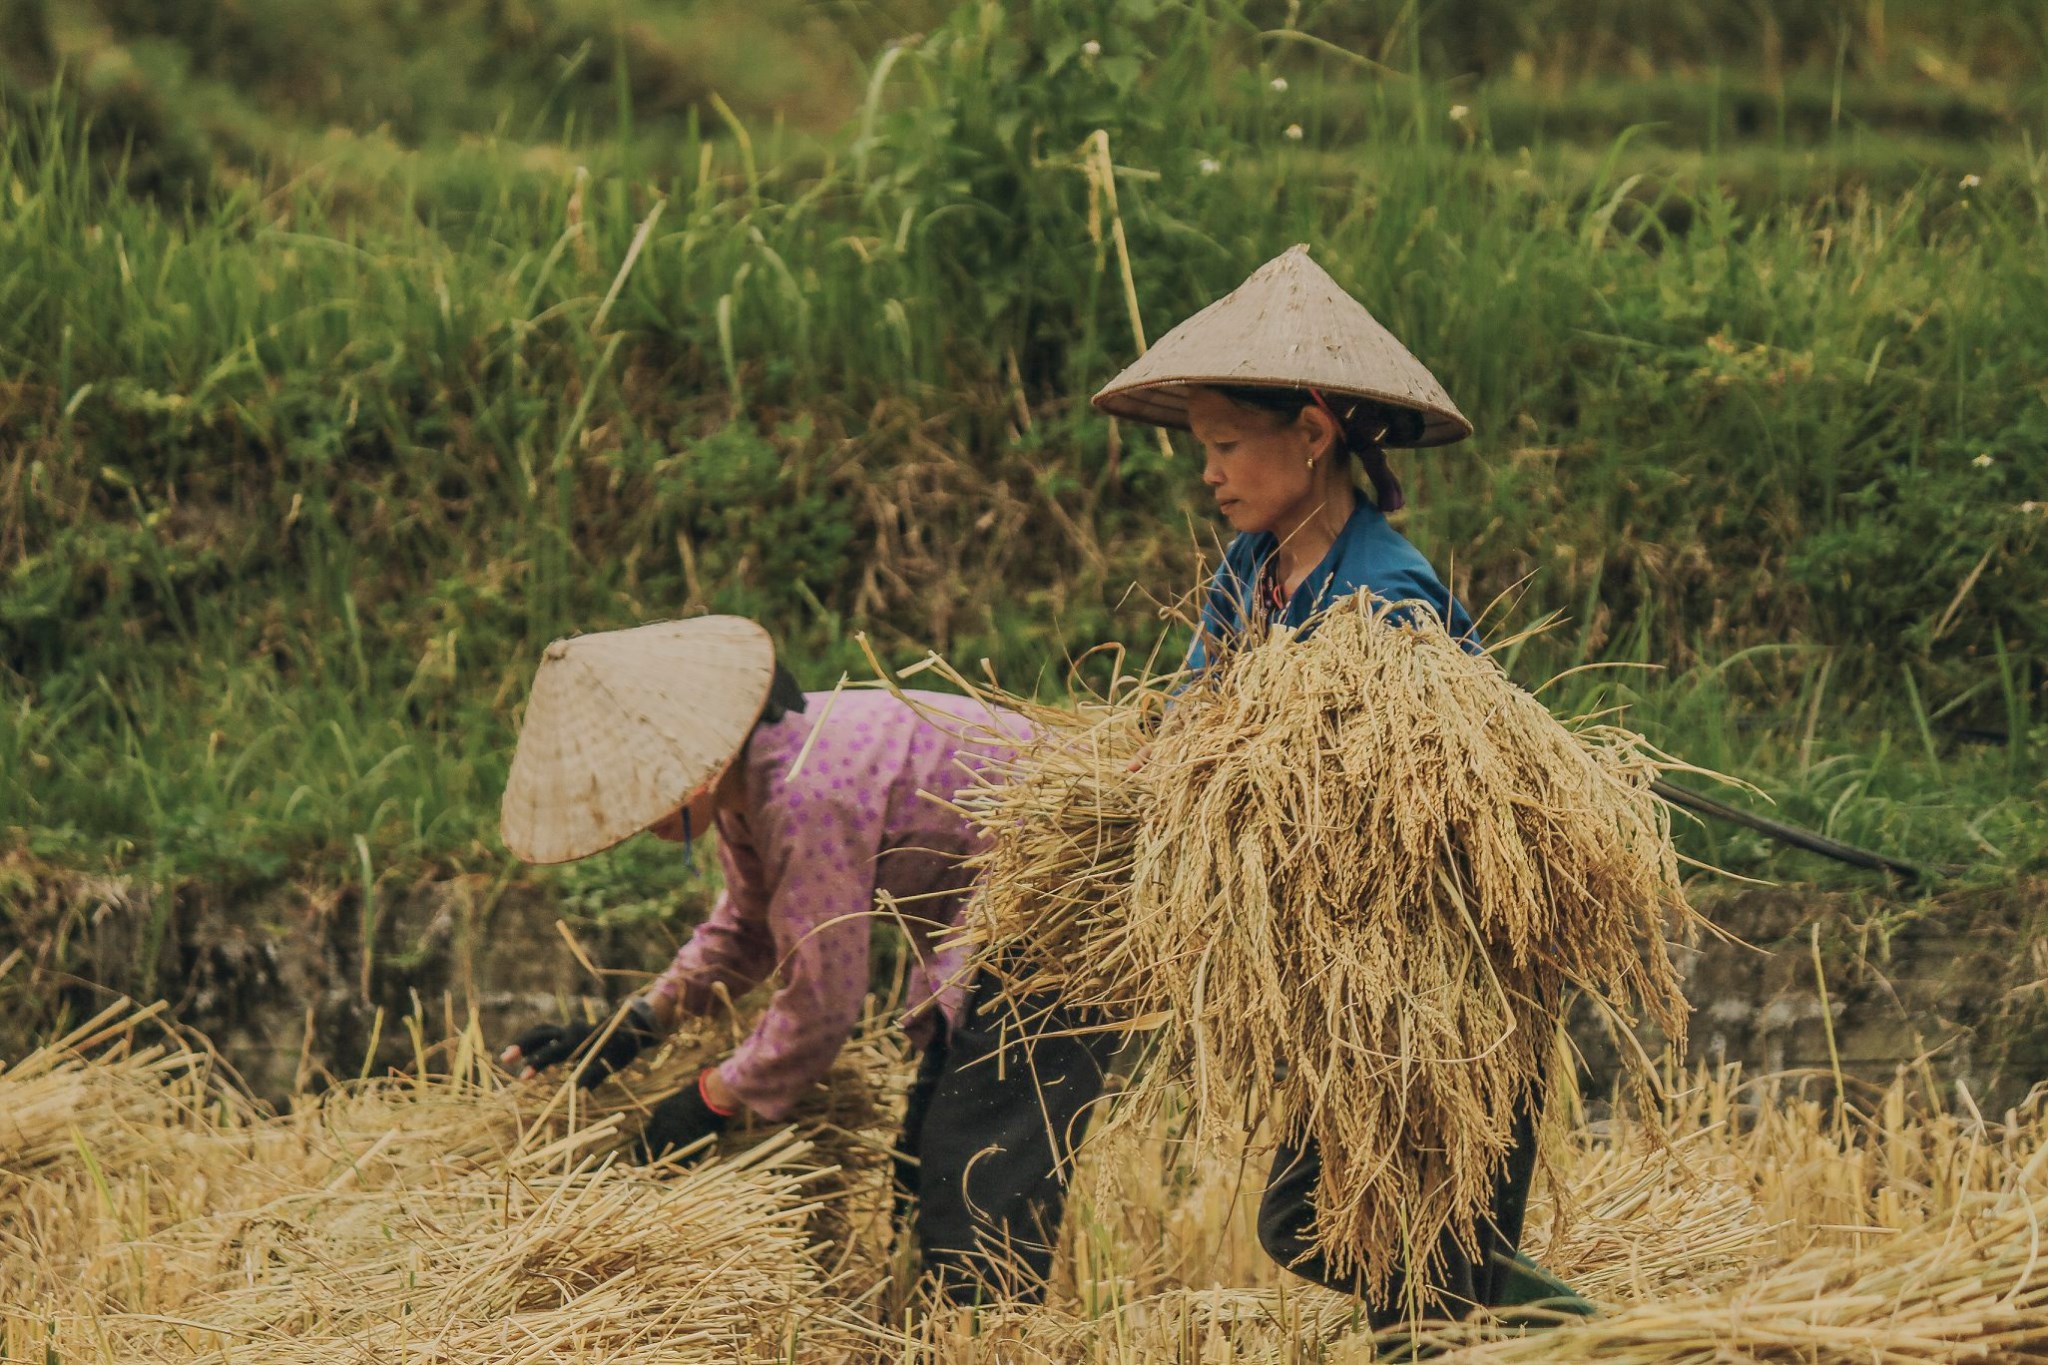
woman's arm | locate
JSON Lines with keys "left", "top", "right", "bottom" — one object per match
{"left": 705, "top": 789, "right": 883, "bottom": 1121}
{"left": 643, "top": 883, "right": 777, "bottom": 1029}
{"left": 710, "top": 865, "right": 876, "bottom": 1117}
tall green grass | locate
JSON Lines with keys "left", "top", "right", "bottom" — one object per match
{"left": 1, "top": 0, "right": 2042, "bottom": 905}
{"left": 9, "top": 0, "right": 2042, "bottom": 194}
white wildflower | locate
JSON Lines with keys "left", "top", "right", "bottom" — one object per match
{"left": 1960, "top": 173, "right": 1982, "bottom": 189}
{"left": 1449, "top": 104, "right": 1470, "bottom": 121}
{"left": 1081, "top": 39, "right": 1101, "bottom": 57}
{"left": 1973, "top": 452, "right": 1995, "bottom": 468}
{"left": 1270, "top": 77, "right": 1289, "bottom": 92}
{"left": 1285, "top": 123, "right": 1304, "bottom": 141}
{"left": 1198, "top": 157, "right": 1222, "bottom": 175}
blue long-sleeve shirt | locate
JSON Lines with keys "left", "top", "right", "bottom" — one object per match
{"left": 1188, "top": 501, "right": 1477, "bottom": 671}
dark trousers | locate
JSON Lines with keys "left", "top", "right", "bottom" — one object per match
{"left": 895, "top": 969, "right": 1118, "bottom": 1304}
{"left": 1256, "top": 1097, "right": 1542, "bottom": 1329}
{"left": 898, "top": 970, "right": 1544, "bottom": 1319}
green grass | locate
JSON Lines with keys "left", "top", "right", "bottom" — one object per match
{"left": 1, "top": 0, "right": 2043, "bottom": 922}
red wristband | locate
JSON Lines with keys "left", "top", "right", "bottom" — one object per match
{"left": 697, "top": 1067, "right": 739, "bottom": 1118}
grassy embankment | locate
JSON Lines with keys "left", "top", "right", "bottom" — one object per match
{"left": 2, "top": 0, "right": 2044, "bottom": 1017}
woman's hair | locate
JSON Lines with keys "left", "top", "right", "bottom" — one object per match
{"left": 1206, "top": 384, "right": 1415, "bottom": 512}
{"left": 759, "top": 660, "right": 808, "bottom": 724}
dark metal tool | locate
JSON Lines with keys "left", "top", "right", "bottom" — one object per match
{"left": 1651, "top": 777, "right": 1940, "bottom": 884}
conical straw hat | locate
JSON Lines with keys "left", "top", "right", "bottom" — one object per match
{"left": 1092, "top": 244, "right": 1472, "bottom": 447}
{"left": 499, "top": 616, "right": 775, "bottom": 865}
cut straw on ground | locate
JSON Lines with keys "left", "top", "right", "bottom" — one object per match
{"left": 906, "top": 1061, "right": 2048, "bottom": 1362}
{"left": 0, "top": 998, "right": 904, "bottom": 1362}
{"left": 13, "top": 1004, "right": 2048, "bottom": 1360}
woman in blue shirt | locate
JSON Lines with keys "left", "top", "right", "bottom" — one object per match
{"left": 1179, "top": 381, "right": 1477, "bottom": 670}
{"left": 1093, "top": 246, "right": 1586, "bottom": 1339}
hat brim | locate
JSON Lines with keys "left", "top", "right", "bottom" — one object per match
{"left": 1093, "top": 378, "right": 1473, "bottom": 449}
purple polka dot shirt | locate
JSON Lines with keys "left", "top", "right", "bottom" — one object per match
{"left": 645, "top": 690, "right": 1025, "bottom": 1120}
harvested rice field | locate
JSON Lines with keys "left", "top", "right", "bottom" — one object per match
{"left": 10, "top": 995, "right": 2048, "bottom": 1362}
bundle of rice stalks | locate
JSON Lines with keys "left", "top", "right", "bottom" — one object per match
{"left": 204, "top": 1007, "right": 910, "bottom": 1296}
{"left": 0, "top": 1001, "right": 876, "bottom": 1363}
{"left": 924, "top": 596, "right": 1703, "bottom": 1306}
{"left": 8, "top": 1131, "right": 858, "bottom": 1362}
{"left": 157, "top": 1137, "right": 842, "bottom": 1362}
{"left": 0, "top": 999, "right": 227, "bottom": 1177}
{"left": 1525, "top": 1122, "right": 1775, "bottom": 1304}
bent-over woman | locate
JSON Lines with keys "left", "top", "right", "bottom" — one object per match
{"left": 496, "top": 615, "right": 1113, "bottom": 1304}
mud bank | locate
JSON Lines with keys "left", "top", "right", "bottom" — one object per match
{"left": 1, "top": 859, "right": 684, "bottom": 1097}
{"left": 6, "top": 857, "right": 2045, "bottom": 1107}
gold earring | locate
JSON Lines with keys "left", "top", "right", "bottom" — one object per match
{"left": 1306, "top": 456, "right": 1317, "bottom": 472}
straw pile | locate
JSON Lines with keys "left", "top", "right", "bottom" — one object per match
{"left": 1416, "top": 1065, "right": 2048, "bottom": 1361}
{"left": 15, "top": 999, "right": 2048, "bottom": 1362}
{"left": 944, "top": 594, "right": 1701, "bottom": 1304}
{"left": 0, "top": 999, "right": 898, "bottom": 1363}
{"left": 0, "top": 1000, "right": 227, "bottom": 1176}
{"left": 914, "top": 1065, "right": 2048, "bottom": 1363}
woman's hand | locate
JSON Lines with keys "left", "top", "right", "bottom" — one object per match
{"left": 637, "top": 1068, "right": 739, "bottom": 1163}
{"left": 500, "top": 998, "right": 661, "bottom": 1087}
{"left": 699, "top": 1066, "right": 743, "bottom": 1113}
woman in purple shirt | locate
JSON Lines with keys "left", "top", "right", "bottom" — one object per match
{"left": 498, "top": 616, "right": 1114, "bottom": 1304}
{"left": 636, "top": 681, "right": 1019, "bottom": 1124}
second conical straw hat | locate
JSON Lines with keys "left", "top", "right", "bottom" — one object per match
{"left": 1093, "top": 244, "right": 1472, "bottom": 447}
{"left": 500, "top": 616, "right": 775, "bottom": 865}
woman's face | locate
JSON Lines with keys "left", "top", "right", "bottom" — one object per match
{"left": 1185, "top": 389, "right": 1338, "bottom": 536}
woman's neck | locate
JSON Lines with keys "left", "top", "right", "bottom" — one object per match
{"left": 1269, "top": 479, "right": 1356, "bottom": 590}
